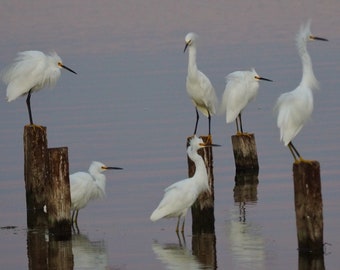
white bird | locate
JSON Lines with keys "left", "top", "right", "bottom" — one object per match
{"left": 274, "top": 21, "right": 328, "bottom": 162}
{"left": 184, "top": 32, "right": 217, "bottom": 141}
{"left": 1, "top": 50, "right": 77, "bottom": 125}
{"left": 70, "top": 161, "right": 123, "bottom": 224}
{"left": 220, "top": 68, "right": 272, "bottom": 134}
{"left": 150, "top": 135, "right": 219, "bottom": 232}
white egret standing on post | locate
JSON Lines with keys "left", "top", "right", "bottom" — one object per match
{"left": 274, "top": 21, "right": 328, "bottom": 162}
{"left": 1, "top": 50, "right": 77, "bottom": 125}
{"left": 150, "top": 135, "right": 220, "bottom": 233}
{"left": 220, "top": 68, "right": 272, "bottom": 134}
{"left": 70, "top": 161, "right": 123, "bottom": 224}
{"left": 184, "top": 33, "right": 217, "bottom": 141}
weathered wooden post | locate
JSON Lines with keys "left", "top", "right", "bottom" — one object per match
{"left": 298, "top": 253, "right": 325, "bottom": 270}
{"left": 24, "top": 125, "right": 48, "bottom": 228}
{"left": 293, "top": 161, "right": 324, "bottom": 254}
{"left": 47, "top": 147, "right": 72, "bottom": 240}
{"left": 231, "top": 133, "right": 259, "bottom": 173}
{"left": 187, "top": 136, "right": 215, "bottom": 234}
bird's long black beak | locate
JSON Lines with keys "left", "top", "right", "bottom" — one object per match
{"left": 311, "top": 36, "right": 328, "bottom": 42}
{"left": 59, "top": 63, "right": 77, "bottom": 74}
{"left": 204, "top": 143, "right": 221, "bottom": 147}
{"left": 105, "top": 166, "right": 123, "bottom": 170}
{"left": 258, "top": 77, "right": 273, "bottom": 82}
{"left": 184, "top": 43, "right": 189, "bottom": 53}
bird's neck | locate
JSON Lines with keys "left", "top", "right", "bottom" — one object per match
{"left": 187, "top": 47, "right": 198, "bottom": 76}
{"left": 188, "top": 148, "right": 209, "bottom": 188}
{"left": 298, "top": 40, "right": 319, "bottom": 90}
{"left": 91, "top": 173, "right": 106, "bottom": 199}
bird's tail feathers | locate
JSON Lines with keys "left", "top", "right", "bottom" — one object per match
{"left": 150, "top": 207, "right": 168, "bottom": 222}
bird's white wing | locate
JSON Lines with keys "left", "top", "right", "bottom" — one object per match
{"left": 150, "top": 179, "right": 198, "bottom": 221}
{"left": 70, "top": 172, "right": 95, "bottom": 210}
{"left": 186, "top": 70, "right": 217, "bottom": 117}
{"left": 221, "top": 72, "right": 250, "bottom": 123}
{"left": 3, "top": 51, "right": 47, "bottom": 101}
{"left": 197, "top": 70, "right": 217, "bottom": 115}
{"left": 275, "top": 88, "right": 313, "bottom": 145}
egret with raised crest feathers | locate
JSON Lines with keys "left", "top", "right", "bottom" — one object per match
{"left": 274, "top": 21, "right": 328, "bottom": 162}
{"left": 1, "top": 50, "right": 77, "bottom": 125}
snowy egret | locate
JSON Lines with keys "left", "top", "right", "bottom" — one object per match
{"left": 220, "top": 68, "right": 272, "bottom": 134}
{"left": 150, "top": 135, "right": 220, "bottom": 232}
{"left": 70, "top": 161, "right": 123, "bottom": 223}
{"left": 184, "top": 32, "right": 217, "bottom": 140}
{"left": 275, "top": 21, "right": 327, "bottom": 162}
{"left": 1, "top": 50, "right": 77, "bottom": 125}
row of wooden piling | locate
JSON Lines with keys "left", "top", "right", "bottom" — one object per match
{"left": 190, "top": 133, "right": 324, "bottom": 255}
{"left": 23, "top": 125, "right": 324, "bottom": 255}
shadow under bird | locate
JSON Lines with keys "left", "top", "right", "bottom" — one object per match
{"left": 184, "top": 32, "right": 217, "bottom": 141}
{"left": 274, "top": 20, "right": 328, "bottom": 162}
{"left": 220, "top": 68, "right": 272, "bottom": 134}
{"left": 1, "top": 50, "right": 77, "bottom": 125}
{"left": 150, "top": 135, "right": 220, "bottom": 233}
{"left": 70, "top": 161, "right": 123, "bottom": 224}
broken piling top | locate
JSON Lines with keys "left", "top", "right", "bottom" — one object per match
{"left": 47, "top": 147, "right": 72, "bottom": 240}
{"left": 293, "top": 160, "right": 324, "bottom": 254}
{"left": 231, "top": 133, "right": 259, "bottom": 173}
{"left": 24, "top": 125, "right": 72, "bottom": 239}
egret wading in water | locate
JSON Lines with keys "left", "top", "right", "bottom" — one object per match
{"left": 1, "top": 50, "right": 77, "bottom": 125}
{"left": 184, "top": 33, "right": 217, "bottom": 141}
{"left": 220, "top": 68, "right": 272, "bottom": 134}
{"left": 150, "top": 135, "right": 220, "bottom": 232}
{"left": 274, "top": 21, "right": 328, "bottom": 162}
{"left": 70, "top": 161, "right": 123, "bottom": 224}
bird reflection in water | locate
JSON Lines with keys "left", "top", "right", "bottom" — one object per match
{"left": 72, "top": 233, "right": 108, "bottom": 270}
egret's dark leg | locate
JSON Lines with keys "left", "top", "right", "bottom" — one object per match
{"left": 208, "top": 111, "right": 212, "bottom": 136}
{"left": 235, "top": 115, "right": 241, "bottom": 134}
{"left": 176, "top": 216, "right": 180, "bottom": 232}
{"left": 176, "top": 230, "right": 186, "bottom": 247}
{"left": 75, "top": 210, "right": 79, "bottom": 224}
{"left": 26, "top": 89, "right": 34, "bottom": 125}
{"left": 193, "top": 107, "right": 199, "bottom": 135}
{"left": 181, "top": 217, "right": 185, "bottom": 233}
{"left": 239, "top": 113, "right": 244, "bottom": 133}
{"left": 176, "top": 231, "right": 182, "bottom": 246}
{"left": 71, "top": 210, "right": 75, "bottom": 223}
{"left": 288, "top": 142, "right": 301, "bottom": 162}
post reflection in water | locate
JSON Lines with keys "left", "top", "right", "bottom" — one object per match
{"left": 192, "top": 233, "right": 217, "bottom": 270}
{"left": 226, "top": 170, "right": 265, "bottom": 270}
{"left": 233, "top": 171, "right": 258, "bottom": 205}
{"left": 26, "top": 228, "right": 108, "bottom": 270}
{"left": 26, "top": 229, "right": 73, "bottom": 270}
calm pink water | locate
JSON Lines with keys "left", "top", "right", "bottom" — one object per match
{"left": 1, "top": 1, "right": 340, "bottom": 269}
